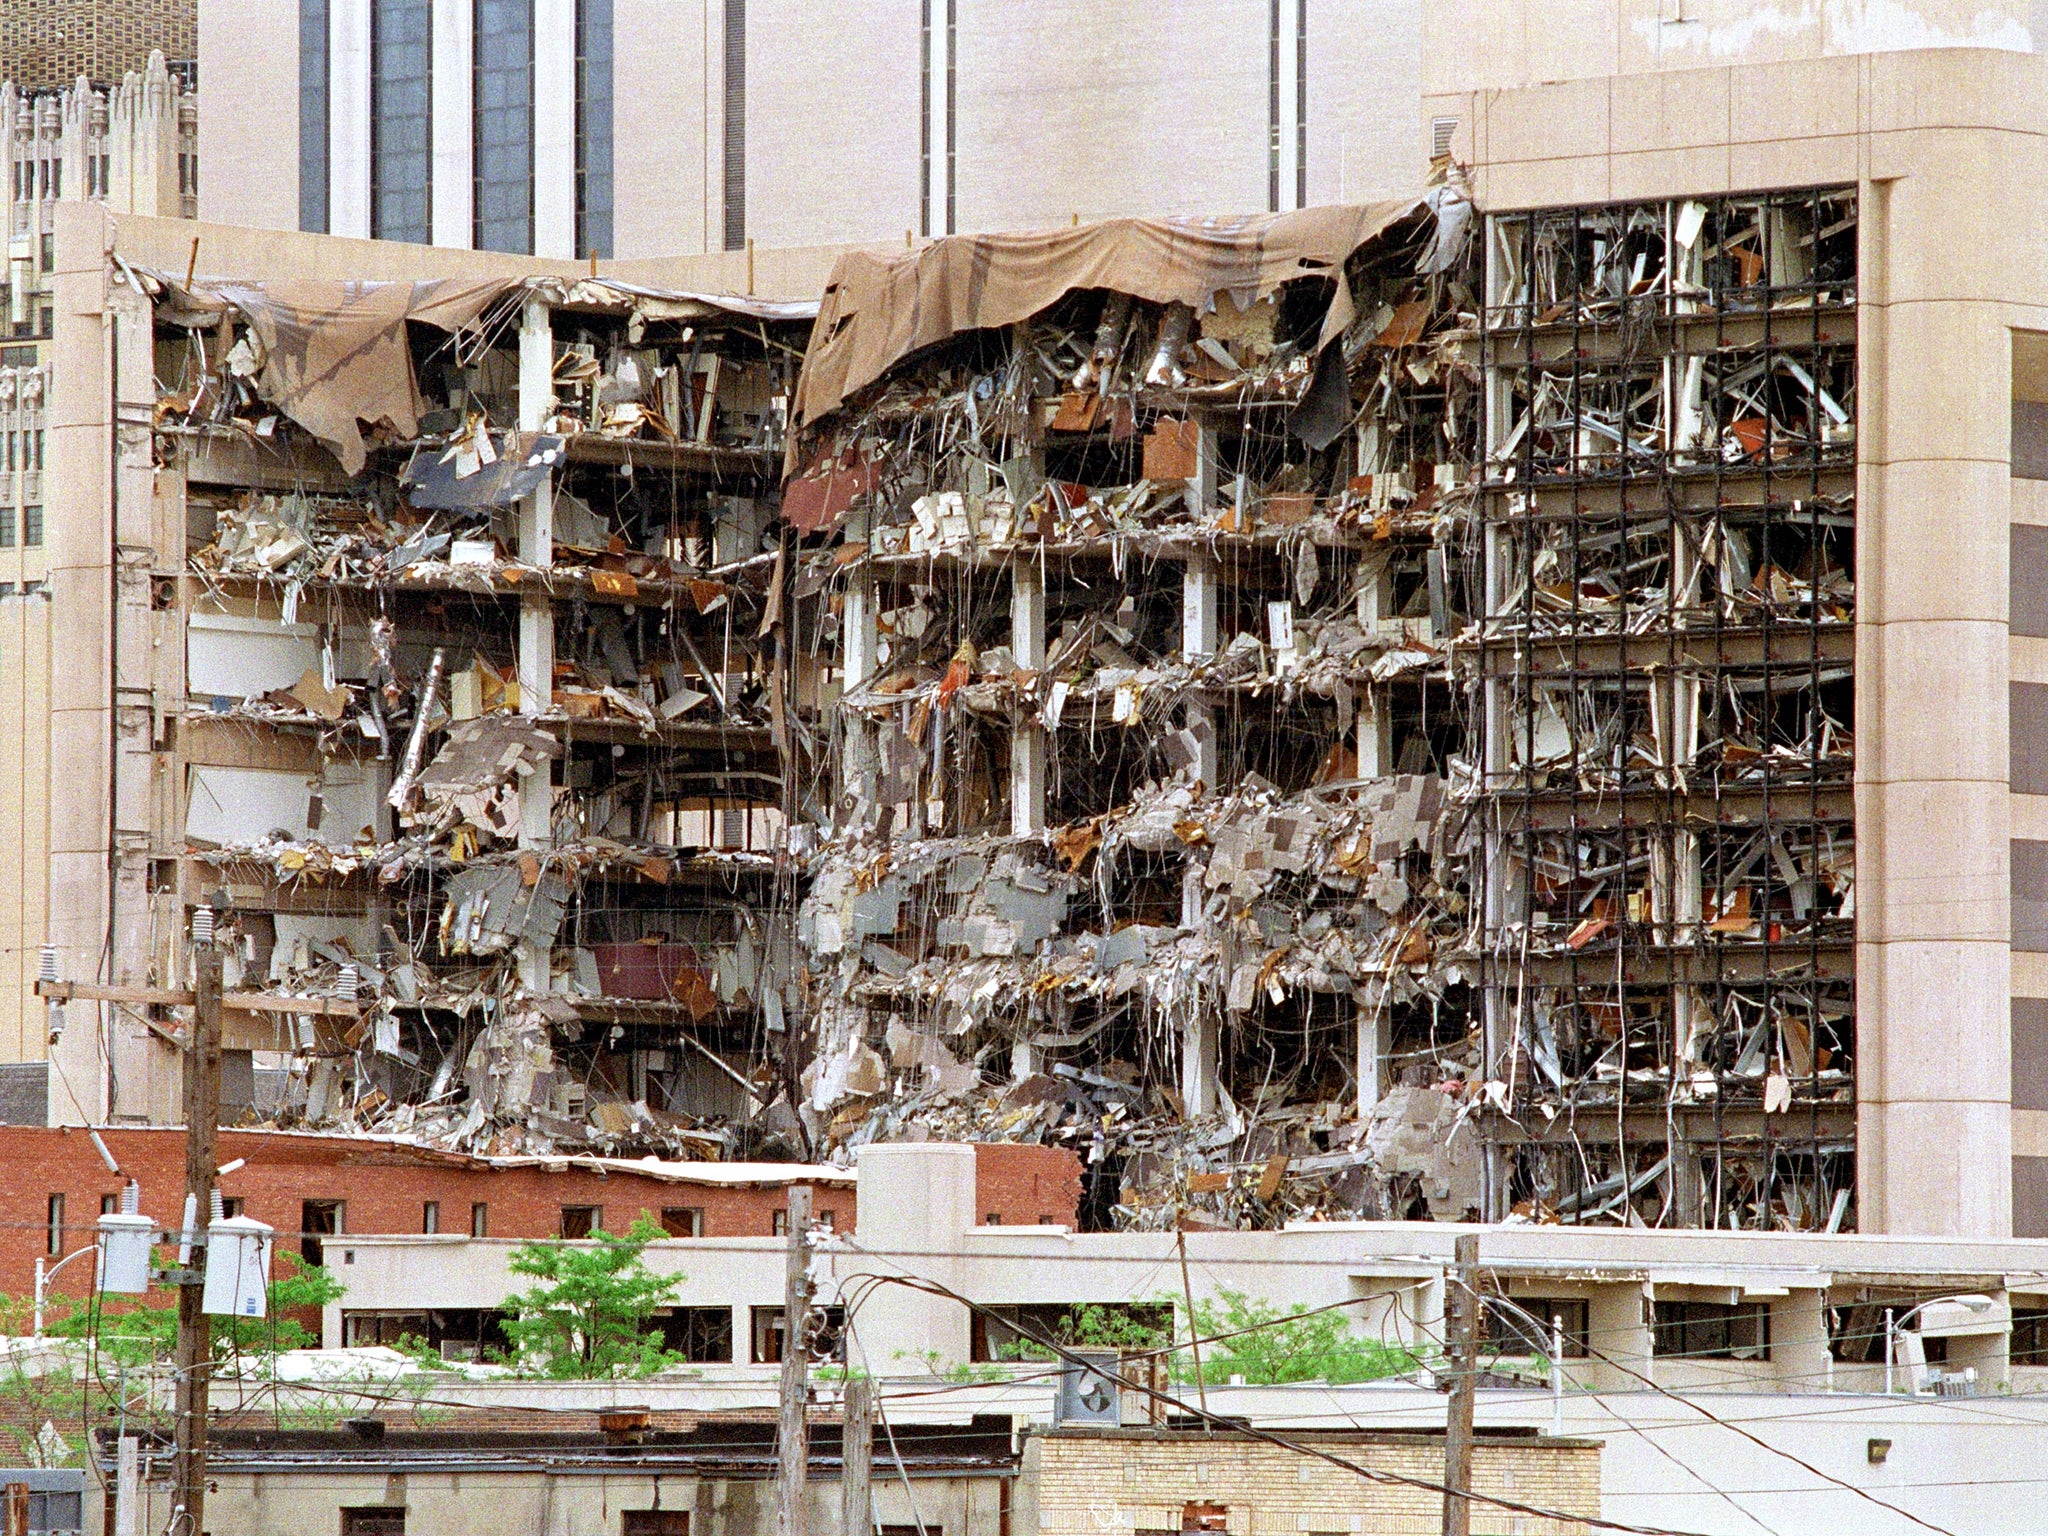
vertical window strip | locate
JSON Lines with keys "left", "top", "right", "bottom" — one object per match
{"left": 1294, "top": 0, "right": 1307, "bottom": 209}
{"left": 1267, "top": 0, "right": 1281, "bottom": 212}
{"left": 919, "top": 0, "right": 931, "bottom": 239}
{"left": 299, "top": 0, "right": 331, "bottom": 232}
{"left": 371, "top": 0, "right": 433, "bottom": 243}
{"left": 473, "top": 0, "right": 535, "bottom": 253}
{"left": 722, "top": 0, "right": 746, "bottom": 251}
{"left": 944, "top": 0, "right": 957, "bottom": 234}
{"left": 574, "top": 0, "right": 613, "bottom": 260}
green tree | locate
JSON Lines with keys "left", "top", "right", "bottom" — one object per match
{"left": 1179, "top": 1290, "right": 1418, "bottom": 1386}
{"left": 51, "top": 1251, "right": 345, "bottom": 1369}
{"left": 498, "top": 1216, "right": 685, "bottom": 1378}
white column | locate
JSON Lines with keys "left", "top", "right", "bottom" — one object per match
{"left": 430, "top": 0, "right": 473, "bottom": 248}
{"left": 839, "top": 514, "right": 877, "bottom": 816}
{"left": 1356, "top": 556, "right": 1393, "bottom": 776}
{"left": 1182, "top": 552, "right": 1220, "bottom": 789}
{"left": 1010, "top": 556, "right": 1046, "bottom": 836}
{"left": 1356, "top": 1005, "right": 1389, "bottom": 1118}
{"left": 1181, "top": 1013, "right": 1218, "bottom": 1120}
{"left": 328, "top": 0, "right": 373, "bottom": 240}
{"left": 533, "top": 0, "right": 578, "bottom": 257}
{"left": 517, "top": 296, "right": 555, "bottom": 827}
{"left": 516, "top": 299, "right": 556, "bottom": 990}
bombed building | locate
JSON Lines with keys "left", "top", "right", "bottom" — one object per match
{"left": 30, "top": 168, "right": 1877, "bottom": 1236}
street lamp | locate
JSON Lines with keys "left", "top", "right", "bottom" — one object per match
{"left": 33, "top": 1244, "right": 96, "bottom": 1342}
{"left": 1885, "top": 1294, "right": 1994, "bottom": 1394}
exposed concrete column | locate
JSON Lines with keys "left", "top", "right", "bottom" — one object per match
{"left": 1769, "top": 1290, "right": 1831, "bottom": 1393}
{"left": 1587, "top": 1283, "right": 1655, "bottom": 1392}
{"left": 1180, "top": 1012, "right": 1219, "bottom": 1121}
{"left": 516, "top": 299, "right": 556, "bottom": 989}
{"left": 848, "top": 1144, "right": 974, "bottom": 1369}
{"left": 1354, "top": 555, "right": 1394, "bottom": 776}
{"left": 839, "top": 514, "right": 877, "bottom": 822}
{"left": 1010, "top": 555, "right": 1046, "bottom": 836}
{"left": 1182, "top": 551, "right": 1220, "bottom": 788}
{"left": 1356, "top": 1004, "right": 1390, "bottom": 1119}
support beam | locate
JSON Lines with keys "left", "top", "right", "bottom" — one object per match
{"left": 517, "top": 298, "right": 556, "bottom": 988}
{"left": 839, "top": 515, "right": 879, "bottom": 825}
{"left": 1011, "top": 555, "right": 1046, "bottom": 836}
{"left": 1354, "top": 557, "right": 1393, "bottom": 776}
{"left": 1180, "top": 1012, "right": 1218, "bottom": 1120}
{"left": 1182, "top": 551, "right": 1220, "bottom": 789}
{"left": 1356, "top": 1004, "right": 1389, "bottom": 1119}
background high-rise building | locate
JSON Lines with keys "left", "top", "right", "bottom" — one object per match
{"left": 200, "top": 0, "right": 1425, "bottom": 259}
{"left": 0, "top": 0, "right": 197, "bottom": 94}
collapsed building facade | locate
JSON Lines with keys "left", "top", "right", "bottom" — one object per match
{"left": 105, "top": 265, "right": 818, "bottom": 1159}
{"left": 42, "top": 177, "right": 1860, "bottom": 1233}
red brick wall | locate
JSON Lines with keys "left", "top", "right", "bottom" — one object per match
{"left": 972, "top": 1143, "right": 1083, "bottom": 1227}
{"left": 0, "top": 1127, "right": 853, "bottom": 1301}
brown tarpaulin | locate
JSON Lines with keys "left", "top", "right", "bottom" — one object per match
{"left": 204, "top": 278, "right": 517, "bottom": 475}
{"left": 788, "top": 197, "right": 1430, "bottom": 453}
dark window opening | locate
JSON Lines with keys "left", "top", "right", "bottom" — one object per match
{"left": 624, "top": 1514, "right": 690, "bottom": 1536}
{"left": 654, "top": 1305, "right": 733, "bottom": 1363}
{"left": 1651, "top": 1300, "right": 1770, "bottom": 1361}
{"left": 659, "top": 1206, "right": 703, "bottom": 1237}
{"left": 1483, "top": 1296, "right": 1590, "bottom": 1359}
{"left": 342, "top": 1507, "right": 407, "bottom": 1535}
{"left": 421, "top": 1201, "right": 439, "bottom": 1234}
{"left": 470, "top": 1201, "right": 488, "bottom": 1237}
{"left": 751, "top": 1303, "right": 845, "bottom": 1364}
{"left": 971, "top": 1302, "right": 1172, "bottom": 1363}
{"left": 561, "top": 1204, "right": 602, "bottom": 1238}
{"left": 45, "top": 1193, "right": 63, "bottom": 1256}
{"left": 301, "top": 1198, "right": 344, "bottom": 1267}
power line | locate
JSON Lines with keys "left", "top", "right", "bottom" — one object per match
{"left": 832, "top": 1251, "right": 1718, "bottom": 1536}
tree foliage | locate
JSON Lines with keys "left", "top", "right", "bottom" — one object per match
{"left": 498, "top": 1215, "right": 685, "bottom": 1378}
{"left": 1178, "top": 1289, "right": 1418, "bottom": 1386}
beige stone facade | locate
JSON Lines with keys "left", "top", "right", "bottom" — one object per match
{"left": 1425, "top": 40, "right": 2048, "bottom": 1238}
{"left": 1021, "top": 1428, "right": 1600, "bottom": 1536}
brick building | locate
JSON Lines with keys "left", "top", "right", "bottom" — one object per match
{"left": 4, "top": 1127, "right": 1082, "bottom": 1312}
{"left": 1021, "top": 1426, "right": 1602, "bottom": 1536}
{"left": 0, "top": 0, "right": 195, "bottom": 93}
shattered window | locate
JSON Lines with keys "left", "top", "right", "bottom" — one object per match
{"left": 560, "top": 1203, "right": 602, "bottom": 1238}
{"left": 473, "top": 0, "right": 534, "bottom": 254}
{"left": 370, "top": 0, "right": 431, "bottom": 244}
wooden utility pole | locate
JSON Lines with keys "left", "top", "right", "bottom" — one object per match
{"left": 172, "top": 912, "right": 223, "bottom": 1536}
{"left": 841, "top": 1373, "right": 873, "bottom": 1536}
{"left": 1442, "top": 1233, "right": 1480, "bottom": 1536}
{"left": 776, "top": 1184, "right": 814, "bottom": 1536}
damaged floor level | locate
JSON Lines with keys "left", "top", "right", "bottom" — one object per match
{"left": 107, "top": 178, "right": 1859, "bottom": 1233}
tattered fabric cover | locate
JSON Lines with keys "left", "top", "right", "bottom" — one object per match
{"left": 216, "top": 278, "right": 515, "bottom": 475}
{"left": 153, "top": 276, "right": 517, "bottom": 475}
{"left": 788, "top": 196, "right": 1432, "bottom": 450}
